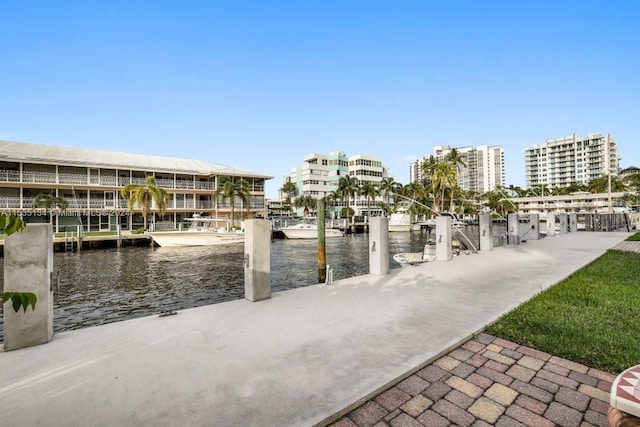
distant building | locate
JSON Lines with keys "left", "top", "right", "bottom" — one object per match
{"left": 410, "top": 145, "right": 505, "bottom": 194}
{"left": 285, "top": 151, "right": 392, "bottom": 216}
{"left": 525, "top": 133, "right": 619, "bottom": 189}
{"left": 0, "top": 140, "right": 272, "bottom": 232}
{"left": 513, "top": 191, "right": 628, "bottom": 214}
{"left": 620, "top": 166, "right": 640, "bottom": 181}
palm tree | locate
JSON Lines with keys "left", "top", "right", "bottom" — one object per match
{"left": 359, "top": 181, "right": 380, "bottom": 221}
{"left": 121, "top": 176, "right": 169, "bottom": 230}
{"left": 294, "top": 195, "right": 316, "bottom": 217}
{"left": 337, "top": 175, "right": 359, "bottom": 220}
{"left": 324, "top": 190, "right": 343, "bottom": 219}
{"left": 213, "top": 176, "right": 251, "bottom": 229}
{"left": 588, "top": 176, "right": 626, "bottom": 193}
{"left": 446, "top": 148, "right": 466, "bottom": 179}
{"left": 433, "top": 162, "right": 457, "bottom": 212}
{"left": 378, "top": 177, "right": 401, "bottom": 207}
{"left": 280, "top": 181, "right": 298, "bottom": 217}
{"left": 33, "top": 193, "right": 68, "bottom": 224}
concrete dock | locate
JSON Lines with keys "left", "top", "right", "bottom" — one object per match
{"left": 0, "top": 231, "right": 632, "bottom": 426}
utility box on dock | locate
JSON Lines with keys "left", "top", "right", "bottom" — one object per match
{"left": 3, "top": 224, "right": 54, "bottom": 350}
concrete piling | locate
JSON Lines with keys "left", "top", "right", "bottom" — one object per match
{"left": 244, "top": 219, "right": 271, "bottom": 302}
{"left": 479, "top": 213, "right": 493, "bottom": 251}
{"left": 369, "top": 217, "right": 389, "bottom": 275}
{"left": 558, "top": 213, "right": 568, "bottom": 235}
{"left": 435, "top": 215, "right": 453, "bottom": 261}
{"left": 3, "top": 224, "right": 54, "bottom": 350}
{"left": 546, "top": 212, "right": 556, "bottom": 237}
{"left": 507, "top": 213, "right": 520, "bottom": 245}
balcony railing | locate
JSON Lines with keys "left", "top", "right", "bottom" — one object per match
{"left": 0, "top": 171, "right": 266, "bottom": 193}
{"left": 0, "top": 196, "right": 265, "bottom": 211}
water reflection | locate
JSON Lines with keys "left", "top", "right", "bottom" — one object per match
{"left": 0, "top": 226, "right": 497, "bottom": 339}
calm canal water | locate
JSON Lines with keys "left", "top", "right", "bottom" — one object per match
{"left": 1, "top": 229, "right": 459, "bottom": 340}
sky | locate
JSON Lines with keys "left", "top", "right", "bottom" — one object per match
{"left": 1, "top": 1, "right": 638, "bottom": 199}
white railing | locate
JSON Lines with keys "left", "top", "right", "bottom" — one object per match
{"left": 21, "top": 171, "right": 57, "bottom": 183}
{"left": 0, "top": 170, "right": 21, "bottom": 182}
{"left": 0, "top": 171, "right": 263, "bottom": 193}
{"left": 0, "top": 196, "right": 266, "bottom": 211}
{"left": 59, "top": 173, "right": 88, "bottom": 185}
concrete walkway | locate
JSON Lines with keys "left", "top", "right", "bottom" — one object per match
{"left": 0, "top": 231, "right": 632, "bottom": 426}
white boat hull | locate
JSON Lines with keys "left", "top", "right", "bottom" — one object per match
{"left": 148, "top": 231, "right": 244, "bottom": 247}
{"left": 280, "top": 226, "right": 344, "bottom": 239}
{"left": 389, "top": 212, "right": 411, "bottom": 232}
{"left": 393, "top": 243, "right": 437, "bottom": 267}
{"left": 389, "top": 224, "right": 412, "bottom": 232}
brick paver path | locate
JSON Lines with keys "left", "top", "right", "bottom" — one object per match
{"left": 331, "top": 333, "right": 615, "bottom": 427}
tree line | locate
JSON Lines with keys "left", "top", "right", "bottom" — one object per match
{"left": 280, "top": 151, "right": 640, "bottom": 219}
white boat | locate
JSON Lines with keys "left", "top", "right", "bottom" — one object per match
{"left": 393, "top": 238, "right": 466, "bottom": 266}
{"left": 435, "top": 212, "right": 467, "bottom": 229}
{"left": 389, "top": 202, "right": 412, "bottom": 232}
{"left": 393, "top": 242, "right": 437, "bottom": 266}
{"left": 280, "top": 222, "right": 344, "bottom": 239}
{"left": 148, "top": 215, "right": 244, "bottom": 247}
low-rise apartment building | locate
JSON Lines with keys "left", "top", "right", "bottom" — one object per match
{"left": 512, "top": 191, "right": 628, "bottom": 214}
{"left": 0, "top": 140, "right": 272, "bottom": 232}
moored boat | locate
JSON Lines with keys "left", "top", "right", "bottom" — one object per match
{"left": 393, "top": 242, "right": 437, "bottom": 266}
{"left": 148, "top": 215, "right": 244, "bottom": 247}
{"left": 280, "top": 222, "right": 344, "bottom": 239}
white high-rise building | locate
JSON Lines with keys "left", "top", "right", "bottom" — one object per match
{"left": 410, "top": 145, "right": 505, "bottom": 194}
{"left": 286, "top": 151, "right": 391, "bottom": 216}
{"left": 525, "top": 133, "right": 619, "bottom": 189}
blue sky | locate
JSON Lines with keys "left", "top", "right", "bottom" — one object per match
{"left": 1, "top": 0, "right": 638, "bottom": 198}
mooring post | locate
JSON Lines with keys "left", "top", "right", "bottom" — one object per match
{"left": 527, "top": 214, "right": 540, "bottom": 240}
{"left": 478, "top": 213, "right": 493, "bottom": 251}
{"left": 546, "top": 212, "right": 556, "bottom": 237}
{"left": 369, "top": 216, "right": 389, "bottom": 275}
{"left": 244, "top": 219, "right": 271, "bottom": 302}
{"left": 317, "top": 199, "right": 327, "bottom": 283}
{"left": 435, "top": 215, "right": 453, "bottom": 261}
{"left": 3, "top": 224, "right": 54, "bottom": 350}
{"left": 558, "top": 213, "right": 568, "bottom": 234}
{"left": 507, "top": 213, "right": 520, "bottom": 245}
{"left": 569, "top": 213, "right": 578, "bottom": 233}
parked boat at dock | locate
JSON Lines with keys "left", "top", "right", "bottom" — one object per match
{"left": 389, "top": 202, "right": 412, "bottom": 232}
{"left": 279, "top": 222, "right": 344, "bottom": 239}
{"left": 393, "top": 241, "right": 437, "bottom": 266}
{"left": 148, "top": 214, "right": 244, "bottom": 247}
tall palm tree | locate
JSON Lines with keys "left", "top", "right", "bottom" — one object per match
{"left": 280, "top": 181, "right": 298, "bottom": 216}
{"left": 33, "top": 193, "right": 68, "bottom": 224}
{"left": 213, "top": 176, "right": 251, "bottom": 229}
{"left": 378, "top": 177, "right": 401, "bottom": 207}
{"left": 359, "top": 181, "right": 380, "bottom": 220}
{"left": 433, "top": 162, "right": 457, "bottom": 212}
{"left": 337, "top": 175, "right": 359, "bottom": 220}
{"left": 121, "top": 176, "right": 169, "bottom": 230}
{"left": 446, "top": 148, "right": 466, "bottom": 180}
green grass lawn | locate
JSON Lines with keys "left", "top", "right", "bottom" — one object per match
{"left": 485, "top": 248, "right": 640, "bottom": 373}
{"left": 627, "top": 232, "right": 640, "bottom": 241}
